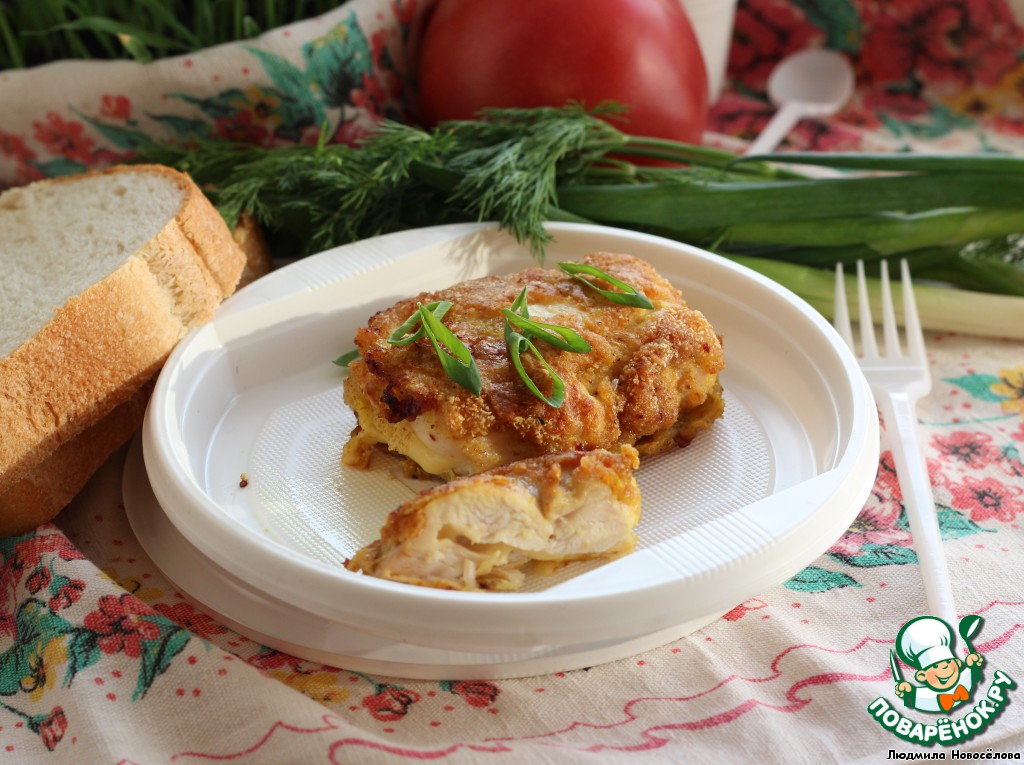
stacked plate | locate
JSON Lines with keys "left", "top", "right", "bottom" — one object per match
{"left": 124, "top": 222, "right": 878, "bottom": 679}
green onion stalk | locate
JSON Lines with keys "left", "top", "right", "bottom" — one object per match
{"left": 502, "top": 286, "right": 592, "bottom": 407}
{"left": 136, "top": 103, "right": 1024, "bottom": 339}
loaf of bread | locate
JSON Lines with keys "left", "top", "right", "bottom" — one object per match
{"left": 0, "top": 165, "right": 249, "bottom": 536}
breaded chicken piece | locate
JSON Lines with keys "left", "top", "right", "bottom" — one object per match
{"left": 345, "top": 447, "right": 641, "bottom": 591}
{"left": 342, "top": 252, "right": 724, "bottom": 477}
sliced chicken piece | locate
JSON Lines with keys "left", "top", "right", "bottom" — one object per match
{"left": 345, "top": 447, "right": 641, "bottom": 591}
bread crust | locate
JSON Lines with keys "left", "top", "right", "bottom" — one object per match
{"left": 232, "top": 212, "right": 275, "bottom": 288}
{"left": 0, "top": 165, "right": 247, "bottom": 533}
{"left": 0, "top": 379, "right": 155, "bottom": 535}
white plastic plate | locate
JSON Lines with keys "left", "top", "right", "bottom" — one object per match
{"left": 129, "top": 222, "right": 878, "bottom": 678}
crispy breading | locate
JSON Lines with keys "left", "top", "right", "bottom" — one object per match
{"left": 342, "top": 252, "right": 724, "bottom": 476}
{"left": 345, "top": 447, "right": 642, "bottom": 591}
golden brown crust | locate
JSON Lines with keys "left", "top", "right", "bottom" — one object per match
{"left": 344, "top": 252, "right": 725, "bottom": 475}
{"left": 0, "top": 165, "right": 247, "bottom": 532}
{"left": 382, "top": 447, "right": 643, "bottom": 541}
{"left": 0, "top": 378, "right": 155, "bottom": 536}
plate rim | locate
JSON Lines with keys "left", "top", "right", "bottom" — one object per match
{"left": 125, "top": 435, "right": 731, "bottom": 679}
{"left": 142, "top": 221, "right": 879, "bottom": 652}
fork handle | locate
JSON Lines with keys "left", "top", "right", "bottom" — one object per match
{"left": 876, "top": 391, "right": 958, "bottom": 628}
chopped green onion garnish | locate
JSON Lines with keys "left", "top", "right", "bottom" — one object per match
{"left": 502, "top": 288, "right": 576, "bottom": 407}
{"left": 417, "top": 304, "right": 482, "bottom": 395}
{"left": 557, "top": 262, "right": 654, "bottom": 309}
{"left": 388, "top": 300, "right": 453, "bottom": 345}
{"left": 509, "top": 286, "right": 530, "bottom": 318}
{"left": 505, "top": 287, "right": 590, "bottom": 352}
{"left": 332, "top": 349, "right": 360, "bottom": 367}
{"left": 501, "top": 309, "right": 591, "bottom": 353}
{"left": 505, "top": 329, "right": 566, "bottom": 408}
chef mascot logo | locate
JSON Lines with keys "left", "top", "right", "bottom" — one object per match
{"left": 893, "top": 616, "right": 983, "bottom": 714}
{"left": 866, "top": 615, "right": 1017, "bottom": 747}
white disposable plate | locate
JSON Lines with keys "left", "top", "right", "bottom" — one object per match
{"left": 124, "top": 437, "right": 726, "bottom": 679}
{"left": 129, "top": 222, "right": 879, "bottom": 679}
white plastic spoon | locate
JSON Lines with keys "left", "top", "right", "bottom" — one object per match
{"left": 744, "top": 48, "right": 855, "bottom": 156}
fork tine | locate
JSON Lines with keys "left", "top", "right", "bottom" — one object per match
{"left": 855, "top": 260, "right": 878, "bottom": 358}
{"left": 879, "top": 259, "right": 901, "bottom": 357}
{"left": 901, "top": 258, "right": 926, "bottom": 362}
{"left": 833, "top": 262, "right": 854, "bottom": 348}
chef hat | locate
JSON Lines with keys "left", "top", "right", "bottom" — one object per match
{"left": 896, "top": 616, "right": 956, "bottom": 670}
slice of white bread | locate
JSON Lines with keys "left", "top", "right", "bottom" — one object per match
{"left": 0, "top": 165, "right": 248, "bottom": 536}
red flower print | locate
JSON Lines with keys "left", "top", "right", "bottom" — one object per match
{"left": 6, "top": 162, "right": 44, "bottom": 187}
{"left": 728, "top": 0, "right": 822, "bottom": 94}
{"left": 26, "top": 567, "right": 52, "bottom": 595}
{"left": 860, "top": 88, "right": 933, "bottom": 121}
{"left": 228, "top": 86, "right": 283, "bottom": 133}
{"left": 829, "top": 499, "right": 913, "bottom": 556}
{"left": 350, "top": 72, "right": 389, "bottom": 117}
{"left": 247, "top": 649, "right": 304, "bottom": 673}
{"left": 451, "top": 680, "right": 500, "bottom": 708}
{"left": 858, "top": 0, "right": 929, "bottom": 85}
{"left": 999, "top": 455, "right": 1024, "bottom": 480}
{"left": 100, "top": 94, "right": 132, "bottom": 121}
{"left": 15, "top": 533, "right": 84, "bottom": 568}
{"left": 723, "top": 598, "right": 769, "bottom": 621}
{"left": 362, "top": 686, "right": 420, "bottom": 721}
{"left": 932, "top": 431, "right": 1001, "bottom": 469}
{"left": 0, "top": 131, "right": 36, "bottom": 162}
{"left": 33, "top": 112, "right": 95, "bottom": 165}
{"left": 949, "top": 475, "right": 1024, "bottom": 523}
{"left": 154, "top": 602, "right": 227, "bottom": 640}
{"left": 992, "top": 113, "right": 1024, "bottom": 137}
{"left": 370, "top": 29, "right": 390, "bottom": 67}
{"left": 859, "top": 0, "right": 1022, "bottom": 90}
{"left": 723, "top": 604, "right": 745, "bottom": 621}
{"left": 30, "top": 707, "right": 67, "bottom": 752}
{"left": 83, "top": 594, "right": 160, "bottom": 658}
{"left": 391, "top": 0, "right": 417, "bottom": 26}
{"left": 331, "top": 118, "right": 376, "bottom": 147}
{"left": 831, "top": 96, "right": 886, "bottom": 131}
{"left": 708, "top": 95, "right": 774, "bottom": 142}
{"left": 955, "top": 1, "right": 1021, "bottom": 85}
{"left": 48, "top": 579, "right": 85, "bottom": 612}
{"left": 925, "top": 455, "right": 956, "bottom": 492}
{"left": 875, "top": 451, "right": 904, "bottom": 501}
{"left": 214, "top": 111, "right": 269, "bottom": 145}
{"left": 298, "top": 124, "right": 326, "bottom": 146}
{"left": 830, "top": 453, "right": 912, "bottom": 556}
{"left": 787, "top": 119, "right": 862, "bottom": 152}
{"left": 6, "top": 534, "right": 84, "bottom": 591}
{"left": 88, "top": 147, "right": 130, "bottom": 169}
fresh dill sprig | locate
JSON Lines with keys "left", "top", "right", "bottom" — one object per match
{"left": 441, "top": 104, "right": 626, "bottom": 254}
{"left": 137, "top": 103, "right": 631, "bottom": 257}
{"left": 135, "top": 103, "right": 1024, "bottom": 312}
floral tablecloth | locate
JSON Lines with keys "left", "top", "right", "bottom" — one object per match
{"left": 2, "top": 0, "right": 1023, "bottom": 761}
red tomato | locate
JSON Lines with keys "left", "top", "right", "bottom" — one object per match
{"left": 415, "top": 0, "right": 708, "bottom": 144}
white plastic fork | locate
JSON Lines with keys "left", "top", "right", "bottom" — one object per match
{"left": 834, "top": 259, "right": 957, "bottom": 628}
